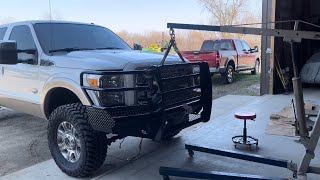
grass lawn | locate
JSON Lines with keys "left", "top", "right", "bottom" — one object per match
{"left": 212, "top": 72, "right": 261, "bottom": 99}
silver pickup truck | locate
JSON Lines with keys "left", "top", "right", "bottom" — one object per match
{"left": 0, "top": 20, "right": 212, "bottom": 177}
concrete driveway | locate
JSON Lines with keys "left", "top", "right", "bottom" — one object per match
{"left": 0, "top": 72, "right": 260, "bottom": 177}
{"left": 2, "top": 89, "right": 320, "bottom": 180}
{"left": 0, "top": 108, "right": 49, "bottom": 176}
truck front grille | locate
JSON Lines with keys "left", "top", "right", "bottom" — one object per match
{"left": 135, "top": 68, "right": 157, "bottom": 105}
{"left": 158, "top": 64, "right": 201, "bottom": 108}
{"left": 135, "top": 64, "right": 201, "bottom": 108}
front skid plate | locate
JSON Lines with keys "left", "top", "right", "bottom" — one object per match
{"left": 86, "top": 100, "right": 204, "bottom": 139}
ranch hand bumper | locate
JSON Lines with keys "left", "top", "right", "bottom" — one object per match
{"left": 80, "top": 62, "right": 212, "bottom": 139}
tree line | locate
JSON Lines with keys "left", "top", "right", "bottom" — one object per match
{"left": 117, "top": 0, "right": 262, "bottom": 51}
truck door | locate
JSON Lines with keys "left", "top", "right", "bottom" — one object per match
{"left": 234, "top": 40, "right": 246, "bottom": 70}
{"left": 0, "top": 25, "right": 40, "bottom": 113}
{"left": 240, "top": 41, "right": 255, "bottom": 69}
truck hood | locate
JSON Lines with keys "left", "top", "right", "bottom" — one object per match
{"left": 50, "top": 50, "right": 183, "bottom": 70}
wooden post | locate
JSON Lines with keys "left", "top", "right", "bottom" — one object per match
{"left": 261, "top": 0, "right": 276, "bottom": 95}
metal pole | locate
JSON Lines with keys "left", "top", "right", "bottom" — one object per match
{"left": 292, "top": 77, "right": 308, "bottom": 137}
{"left": 291, "top": 21, "right": 309, "bottom": 137}
{"left": 243, "top": 120, "right": 247, "bottom": 143}
{"left": 298, "top": 111, "right": 320, "bottom": 174}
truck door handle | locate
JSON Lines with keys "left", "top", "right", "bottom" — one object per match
{"left": 31, "top": 88, "right": 38, "bottom": 94}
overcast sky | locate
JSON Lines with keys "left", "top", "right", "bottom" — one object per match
{"left": 0, "top": 0, "right": 261, "bottom": 33}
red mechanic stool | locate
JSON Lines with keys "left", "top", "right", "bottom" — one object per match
{"left": 232, "top": 112, "right": 258, "bottom": 149}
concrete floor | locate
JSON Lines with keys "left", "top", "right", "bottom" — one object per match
{"left": 3, "top": 89, "right": 320, "bottom": 180}
{"left": 0, "top": 108, "right": 49, "bottom": 176}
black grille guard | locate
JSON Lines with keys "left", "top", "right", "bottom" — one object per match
{"left": 80, "top": 62, "right": 211, "bottom": 119}
{"left": 80, "top": 62, "right": 212, "bottom": 138}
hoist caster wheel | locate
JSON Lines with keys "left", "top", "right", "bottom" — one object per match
{"left": 293, "top": 173, "right": 297, "bottom": 179}
{"left": 163, "top": 175, "right": 170, "bottom": 180}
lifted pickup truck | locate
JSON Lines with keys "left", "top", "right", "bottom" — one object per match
{"left": 181, "top": 39, "right": 260, "bottom": 84}
{"left": 0, "top": 21, "right": 212, "bottom": 177}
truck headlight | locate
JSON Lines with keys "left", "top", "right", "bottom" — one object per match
{"left": 86, "top": 74, "right": 101, "bottom": 87}
{"left": 86, "top": 74, "right": 125, "bottom": 106}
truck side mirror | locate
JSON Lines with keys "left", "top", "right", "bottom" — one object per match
{"left": 133, "top": 43, "right": 143, "bottom": 50}
{"left": 0, "top": 41, "right": 18, "bottom": 64}
{"left": 249, "top": 46, "right": 259, "bottom": 53}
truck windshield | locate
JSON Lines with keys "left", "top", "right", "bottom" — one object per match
{"left": 201, "top": 40, "right": 234, "bottom": 51}
{"left": 33, "top": 23, "right": 131, "bottom": 55}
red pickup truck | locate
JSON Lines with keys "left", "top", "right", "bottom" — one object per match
{"left": 181, "top": 39, "right": 260, "bottom": 84}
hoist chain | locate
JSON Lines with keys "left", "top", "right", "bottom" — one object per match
{"left": 161, "top": 28, "right": 186, "bottom": 65}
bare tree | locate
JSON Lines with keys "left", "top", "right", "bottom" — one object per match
{"left": 199, "top": 0, "right": 263, "bottom": 41}
{"left": 199, "top": 0, "right": 248, "bottom": 26}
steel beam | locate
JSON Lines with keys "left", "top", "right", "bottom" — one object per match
{"left": 185, "top": 144, "right": 290, "bottom": 168}
{"left": 298, "top": 111, "right": 320, "bottom": 173}
{"left": 167, "top": 23, "right": 320, "bottom": 42}
{"left": 159, "top": 167, "right": 286, "bottom": 180}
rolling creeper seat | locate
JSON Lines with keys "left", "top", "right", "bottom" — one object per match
{"left": 232, "top": 112, "right": 258, "bottom": 149}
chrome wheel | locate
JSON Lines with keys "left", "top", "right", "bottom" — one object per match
{"left": 256, "top": 61, "right": 260, "bottom": 73}
{"left": 57, "top": 121, "right": 81, "bottom": 163}
{"left": 227, "top": 68, "right": 233, "bottom": 83}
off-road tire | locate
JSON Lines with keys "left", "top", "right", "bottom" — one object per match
{"left": 251, "top": 60, "right": 260, "bottom": 75}
{"left": 48, "top": 103, "right": 108, "bottom": 177}
{"left": 221, "top": 65, "right": 234, "bottom": 84}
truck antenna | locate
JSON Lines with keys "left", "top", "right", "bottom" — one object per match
{"left": 49, "top": 0, "right": 52, "bottom": 21}
{"left": 49, "top": 0, "right": 54, "bottom": 52}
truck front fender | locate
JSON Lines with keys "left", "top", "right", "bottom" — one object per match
{"left": 40, "top": 77, "right": 92, "bottom": 119}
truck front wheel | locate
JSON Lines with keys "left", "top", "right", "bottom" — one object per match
{"left": 48, "top": 103, "right": 108, "bottom": 177}
{"left": 221, "top": 65, "right": 234, "bottom": 84}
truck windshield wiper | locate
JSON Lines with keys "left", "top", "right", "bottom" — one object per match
{"left": 49, "top": 48, "right": 95, "bottom": 53}
{"left": 49, "top": 47, "right": 124, "bottom": 53}
{"left": 94, "top": 47, "right": 123, "bottom": 50}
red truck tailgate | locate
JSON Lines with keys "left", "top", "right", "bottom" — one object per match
{"left": 181, "top": 51, "right": 218, "bottom": 67}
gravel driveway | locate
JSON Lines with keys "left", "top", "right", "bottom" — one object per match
{"left": 0, "top": 72, "right": 260, "bottom": 176}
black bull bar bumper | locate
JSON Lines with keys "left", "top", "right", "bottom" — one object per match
{"left": 80, "top": 62, "right": 212, "bottom": 140}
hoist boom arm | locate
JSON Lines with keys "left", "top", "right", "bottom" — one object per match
{"left": 167, "top": 23, "right": 320, "bottom": 42}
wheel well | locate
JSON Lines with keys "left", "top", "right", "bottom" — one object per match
{"left": 228, "top": 60, "right": 235, "bottom": 70}
{"left": 44, "top": 88, "right": 81, "bottom": 118}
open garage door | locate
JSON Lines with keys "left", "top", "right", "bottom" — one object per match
{"left": 262, "top": 0, "right": 320, "bottom": 94}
